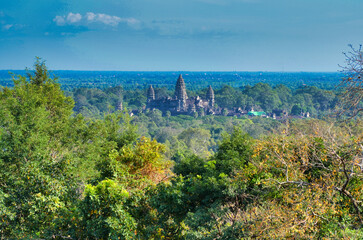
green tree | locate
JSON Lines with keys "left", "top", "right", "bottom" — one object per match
{"left": 0, "top": 59, "right": 79, "bottom": 238}
{"left": 78, "top": 179, "right": 136, "bottom": 240}
{"left": 178, "top": 127, "right": 213, "bottom": 157}
{"left": 274, "top": 84, "right": 292, "bottom": 109}
{"left": 243, "top": 83, "right": 281, "bottom": 112}
{"left": 339, "top": 44, "right": 363, "bottom": 117}
{"left": 139, "top": 128, "right": 259, "bottom": 239}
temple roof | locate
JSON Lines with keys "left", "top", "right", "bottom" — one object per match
{"left": 174, "top": 74, "right": 188, "bottom": 100}
{"left": 206, "top": 85, "right": 214, "bottom": 100}
{"left": 147, "top": 85, "right": 155, "bottom": 100}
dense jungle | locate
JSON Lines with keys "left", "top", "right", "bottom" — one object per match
{"left": 0, "top": 58, "right": 362, "bottom": 239}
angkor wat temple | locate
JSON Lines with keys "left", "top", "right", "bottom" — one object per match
{"left": 146, "top": 74, "right": 219, "bottom": 116}
{"left": 141, "top": 75, "right": 306, "bottom": 119}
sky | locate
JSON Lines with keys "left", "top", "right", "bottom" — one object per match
{"left": 0, "top": 0, "right": 362, "bottom": 71}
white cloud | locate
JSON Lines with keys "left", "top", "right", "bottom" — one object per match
{"left": 66, "top": 13, "right": 82, "bottom": 23}
{"left": 87, "top": 12, "right": 121, "bottom": 26}
{"left": 85, "top": 12, "right": 139, "bottom": 27}
{"left": 1, "top": 23, "right": 24, "bottom": 31}
{"left": 123, "top": 18, "right": 140, "bottom": 26}
{"left": 85, "top": 12, "right": 96, "bottom": 21}
{"left": 53, "top": 15, "right": 66, "bottom": 26}
{"left": 2, "top": 24, "right": 13, "bottom": 30}
{"left": 54, "top": 12, "right": 139, "bottom": 27}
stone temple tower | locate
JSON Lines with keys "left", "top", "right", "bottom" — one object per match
{"left": 147, "top": 85, "right": 155, "bottom": 102}
{"left": 175, "top": 74, "right": 188, "bottom": 100}
{"left": 206, "top": 85, "right": 215, "bottom": 107}
{"left": 117, "top": 101, "right": 123, "bottom": 111}
{"left": 174, "top": 74, "right": 188, "bottom": 111}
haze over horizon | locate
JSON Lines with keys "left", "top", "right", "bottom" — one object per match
{"left": 1, "top": 0, "right": 362, "bottom": 72}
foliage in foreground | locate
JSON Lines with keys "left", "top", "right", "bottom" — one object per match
{"left": 0, "top": 60, "right": 171, "bottom": 239}
{"left": 137, "top": 122, "right": 362, "bottom": 239}
{"left": 0, "top": 60, "right": 362, "bottom": 239}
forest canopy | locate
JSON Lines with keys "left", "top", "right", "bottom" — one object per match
{"left": 0, "top": 59, "right": 362, "bottom": 239}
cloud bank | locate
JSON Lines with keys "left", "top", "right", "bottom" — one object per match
{"left": 53, "top": 12, "right": 138, "bottom": 27}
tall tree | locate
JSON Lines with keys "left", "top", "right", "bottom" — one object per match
{"left": 339, "top": 44, "right": 363, "bottom": 117}
{"left": 0, "top": 58, "right": 79, "bottom": 238}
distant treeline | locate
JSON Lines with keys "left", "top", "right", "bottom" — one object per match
{"left": 70, "top": 83, "right": 341, "bottom": 119}
{"left": 0, "top": 70, "right": 342, "bottom": 91}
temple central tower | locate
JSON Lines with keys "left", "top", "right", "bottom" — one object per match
{"left": 174, "top": 74, "right": 188, "bottom": 101}
{"left": 206, "top": 85, "right": 215, "bottom": 107}
{"left": 174, "top": 74, "right": 188, "bottom": 111}
{"left": 147, "top": 85, "right": 155, "bottom": 102}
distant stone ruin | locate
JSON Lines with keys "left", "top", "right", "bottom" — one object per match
{"left": 146, "top": 74, "right": 217, "bottom": 116}
{"left": 134, "top": 75, "right": 310, "bottom": 119}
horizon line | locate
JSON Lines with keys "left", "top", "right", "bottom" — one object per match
{"left": 0, "top": 69, "right": 341, "bottom": 73}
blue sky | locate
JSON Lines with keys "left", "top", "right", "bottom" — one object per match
{"left": 0, "top": 0, "right": 362, "bottom": 71}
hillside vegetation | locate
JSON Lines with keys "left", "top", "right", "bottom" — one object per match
{"left": 0, "top": 60, "right": 362, "bottom": 239}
